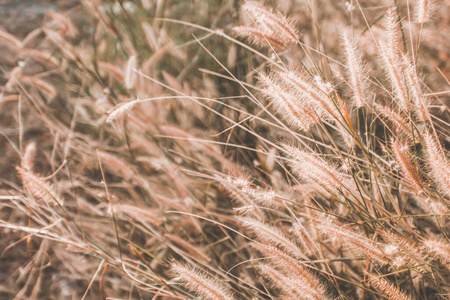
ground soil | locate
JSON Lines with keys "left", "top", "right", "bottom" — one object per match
{"left": 0, "top": 0, "right": 78, "bottom": 38}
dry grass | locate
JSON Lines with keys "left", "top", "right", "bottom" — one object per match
{"left": 1, "top": 0, "right": 450, "bottom": 299}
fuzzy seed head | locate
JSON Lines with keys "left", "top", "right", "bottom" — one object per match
{"left": 235, "top": 3, "right": 299, "bottom": 50}
{"left": 374, "top": 103, "right": 411, "bottom": 137}
{"left": 241, "top": 217, "right": 305, "bottom": 259}
{"left": 403, "top": 55, "right": 429, "bottom": 122}
{"left": 318, "top": 221, "right": 388, "bottom": 264}
{"left": 16, "top": 166, "right": 59, "bottom": 205}
{"left": 254, "top": 243, "right": 328, "bottom": 299}
{"left": 124, "top": 55, "right": 137, "bottom": 89}
{"left": 106, "top": 101, "right": 136, "bottom": 123}
{"left": 415, "top": 0, "right": 433, "bottom": 23}
{"left": 22, "top": 141, "right": 37, "bottom": 171}
{"left": 279, "top": 71, "right": 340, "bottom": 120}
{"left": 391, "top": 140, "right": 424, "bottom": 194}
{"left": 423, "top": 132, "right": 450, "bottom": 198}
{"left": 380, "top": 44, "right": 409, "bottom": 111}
{"left": 342, "top": 32, "right": 369, "bottom": 107}
{"left": 384, "top": 8, "right": 401, "bottom": 53}
{"left": 367, "top": 273, "right": 412, "bottom": 300}
{"left": 172, "top": 263, "right": 234, "bottom": 300}
{"left": 259, "top": 73, "right": 320, "bottom": 131}
{"left": 423, "top": 239, "right": 450, "bottom": 264}
{"left": 257, "top": 264, "right": 325, "bottom": 300}
{"left": 284, "top": 144, "right": 345, "bottom": 192}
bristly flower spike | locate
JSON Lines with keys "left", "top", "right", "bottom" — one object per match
{"left": 172, "top": 263, "right": 235, "bottom": 300}
{"left": 233, "top": 2, "right": 299, "bottom": 50}
{"left": 423, "top": 132, "right": 450, "bottom": 198}
{"left": 342, "top": 32, "right": 369, "bottom": 108}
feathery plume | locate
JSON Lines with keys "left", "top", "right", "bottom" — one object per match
{"left": 16, "top": 166, "right": 59, "bottom": 205}
{"left": 172, "top": 263, "right": 234, "bottom": 300}
{"left": 233, "top": 3, "right": 299, "bottom": 50}
{"left": 124, "top": 55, "right": 137, "bottom": 89}
{"left": 425, "top": 198, "right": 449, "bottom": 215}
{"left": 403, "top": 54, "right": 429, "bottom": 122}
{"left": 217, "top": 174, "right": 266, "bottom": 218}
{"left": 21, "top": 141, "right": 37, "bottom": 171}
{"left": 415, "top": 0, "right": 433, "bottom": 23}
{"left": 257, "top": 264, "right": 294, "bottom": 297}
{"left": 278, "top": 71, "right": 340, "bottom": 120}
{"left": 412, "top": 195, "right": 449, "bottom": 218}
{"left": 253, "top": 243, "right": 328, "bottom": 299}
{"left": 391, "top": 140, "right": 424, "bottom": 194}
{"left": 227, "top": 176, "right": 284, "bottom": 208}
{"left": 423, "top": 239, "right": 450, "bottom": 264}
{"left": 380, "top": 8, "right": 409, "bottom": 111}
{"left": 342, "top": 32, "right": 369, "bottom": 107}
{"left": 313, "top": 76, "right": 334, "bottom": 95}
{"left": 99, "top": 61, "right": 125, "bottom": 82}
{"left": 106, "top": 101, "right": 136, "bottom": 123}
{"left": 259, "top": 73, "right": 320, "bottom": 131}
{"left": 257, "top": 264, "right": 324, "bottom": 300}
{"left": 336, "top": 121, "right": 356, "bottom": 149}
{"left": 384, "top": 8, "right": 401, "bottom": 53}
{"left": 374, "top": 103, "right": 411, "bottom": 137}
{"left": 318, "top": 221, "right": 388, "bottom": 264}
{"left": 380, "top": 44, "right": 409, "bottom": 111}
{"left": 243, "top": 3, "right": 298, "bottom": 43}
{"left": 284, "top": 144, "right": 345, "bottom": 192}
{"left": 241, "top": 218, "right": 305, "bottom": 259}
{"left": 366, "top": 273, "right": 412, "bottom": 300}
{"left": 291, "top": 222, "right": 318, "bottom": 257}
{"left": 219, "top": 175, "right": 254, "bottom": 206}
{"left": 423, "top": 132, "right": 450, "bottom": 198}
{"left": 233, "top": 26, "right": 285, "bottom": 50}
{"left": 382, "top": 230, "right": 429, "bottom": 271}
{"left": 225, "top": 173, "right": 284, "bottom": 209}
{"left": 383, "top": 231, "right": 425, "bottom": 260}
{"left": 250, "top": 188, "right": 285, "bottom": 209}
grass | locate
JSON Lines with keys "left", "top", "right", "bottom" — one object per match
{"left": 0, "top": 0, "right": 449, "bottom": 299}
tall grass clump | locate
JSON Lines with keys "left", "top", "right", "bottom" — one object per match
{"left": 0, "top": 0, "right": 449, "bottom": 299}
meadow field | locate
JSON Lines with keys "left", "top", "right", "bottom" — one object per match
{"left": 0, "top": 0, "right": 449, "bottom": 299}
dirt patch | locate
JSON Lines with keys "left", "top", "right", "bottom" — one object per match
{"left": 0, "top": 0, "right": 78, "bottom": 38}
